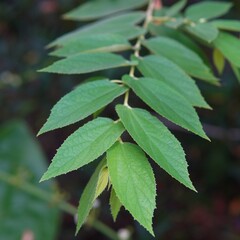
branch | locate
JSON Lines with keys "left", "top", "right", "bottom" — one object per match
{"left": 0, "top": 170, "right": 120, "bottom": 240}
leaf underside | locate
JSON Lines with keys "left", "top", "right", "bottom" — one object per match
{"left": 109, "top": 188, "right": 122, "bottom": 222}
{"left": 76, "top": 159, "right": 107, "bottom": 234}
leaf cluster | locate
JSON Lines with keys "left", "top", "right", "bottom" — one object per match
{"left": 39, "top": 0, "right": 240, "bottom": 236}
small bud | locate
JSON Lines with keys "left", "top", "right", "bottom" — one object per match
{"left": 93, "top": 199, "right": 101, "bottom": 208}
{"left": 117, "top": 228, "right": 131, "bottom": 240}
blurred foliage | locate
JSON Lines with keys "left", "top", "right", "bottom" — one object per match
{"left": 0, "top": 121, "right": 60, "bottom": 239}
{"left": 0, "top": 0, "right": 240, "bottom": 239}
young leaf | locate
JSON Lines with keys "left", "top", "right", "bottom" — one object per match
{"left": 123, "top": 76, "right": 208, "bottom": 140}
{"left": 38, "top": 80, "right": 127, "bottom": 135}
{"left": 40, "top": 118, "right": 124, "bottom": 181}
{"left": 64, "top": 0, "right": 148, "bottom": 21}
{"left": 76, "top": 159, "right": 106, "bottom": 234}
{"left": 213, "top": 32, "right": 240, "bottom": 68}
{"left": 50, "top": 12, "right": 145, "bottom": 47}
{"left": 109, "top": 188, "right": 122, "bottom": 222}
{"left": 107, "top": 142, "right": 156, "bottom": 235}
{"left": 211, "top": 20, "right": 240, "bottom": 32}
{"left": 39, "top": 53, "right": 133, "bottom": 74}
{"left": 50, "top": 34, "right": 132, "bottom": 57}
{"left": 213, "top": 48, "right": 225, "bottom": 74}
{"left": 116, "top": 105, "right": 196, "bottom": 191}
{"left": 185, "top": 1, "right": 232, "bottom": 21}
{"left": 165, "top": 0, "right": 187, "bottom": 17}
{"left": 144, "top": 36, "right": 218, "bottom": 84}
{"left": 184, "top": 23, "right": 219, "bottom": 43}
{"left": 137, "top": 55, "right": 211, "bottom": 109}
{"left": 95, "top": 167, "right": 109, "bottom": 198}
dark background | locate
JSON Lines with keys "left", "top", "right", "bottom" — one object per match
{"left": 0, "top": 0, "right": 240, "bottom": 239}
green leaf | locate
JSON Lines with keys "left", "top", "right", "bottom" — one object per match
{"left": 95, "top": 167, "right": 109, "bottom": 198}
{"left": 153, "top": 8, "right": 167, "bottom": 17}
{"left": 0, "top": 121, "right": 60, "bottom": 240}
{"left": 148, "top": 25, "right": 210, "bottom": 64}
{"left": 165, "top": 0, "right": 187, "bottom": 17}
{"left": 185, "top": 1, "right": 232, "bottom": 21}
{"left": 107, "top": 142, "right": 156, "bottom": 235}
{"left": 40, "top": 118, "right": 124, "bottom": 181}
{"left": 39, "top": 53, "right": 132, "bottom": 74}
{"left": 123, "top": 75, "right": 208, "bottom": 140}
{"left": 38, "top": 80, "right": 127, "bottom": 135}
{"left": 211, "top": 20, "right": 240, "bottom": 32}
{"left": 50, "top": 12, "right": 145, "bottom": 47}
{"left": 76, "top": 159, "right": 106, "bottom": 233}
{"left": 184, "top": 23, "right": 219, "bottom": 43}
{"left": 109, "top": 188, "right": 122, "bottom": 222}
{"left": 137, "top": 55, "right": 211, "bottom": 109}
{"left": 50, "top": 34, "right": 132, "bottom": 57}
{"left": 64, "top": 0, "right": 148, "bottom": 21}
{"left": 213, "top": 32, "right": 240, "bottom": 68}
{"left": 144, "top": 36, "right": 218, "bottom": 84}
{"left": 116, "top": 106, "right": 196, "bottom": 191}
{"left": 213, "top": 48, "right": 225, "bottom": 74}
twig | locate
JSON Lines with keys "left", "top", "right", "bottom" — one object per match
{"left": 123, "top": 0, "right": 155, "bottom": 106}
{"left": 0, "top": 171, "right": 120, "bottom": 240}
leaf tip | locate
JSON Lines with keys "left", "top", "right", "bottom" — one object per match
{"left": 36, "top": 130, "right": 43, "bottom": 137}
{"left": 39, "top": 175, "right": 47, "bottom": 183}
{"left": 189, "top": 183, "right": 198, "bottom": 193}
{"left": 206, "top": 104, "right": 213, "bottom": 111}
{"left": 214, "top": 81, "right": 221, "bottom": 87}
{"left": 199, "top": 130, "right": 210, "bottom": 142}
{"left": 37, "top": 67, "right": 48, "bottom": 73}
{"left": 145, "top": 224, "right": 155, "bottom": 237}
{"left": 75, "top": 225, "right": 80, "bottom": 237}
{"left": 61, "top": 14, "right": 69, "bottom": 20}
{"left": 204, "top": 135, "right": 211, "bottom": 142}
{"left": 40, "top": 170, "right": 53, "bottom": 182}
{"left": 37, "top": 122, "right": 55, "bottom": 136}
{"left": 198, "top": 102, "right": 212, "bottom": 110}
{"left": 37, "top": 125, "right": 48, "bottom": 136}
